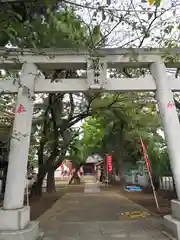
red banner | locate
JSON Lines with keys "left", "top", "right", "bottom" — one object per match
{"left": 140, "top": 138, "right": 152, "bottom": 172}
{"left": 107, "top": 155, "right": 113, "bottom": 172}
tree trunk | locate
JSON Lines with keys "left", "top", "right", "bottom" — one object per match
{"left": 115, "top": 132, "right": 125, "bottom": 184}
{"left": 30, "top": 169, "right": 46, "bottom": 198}
{"left": 46, "top": 169, "right": 56, "bottom": 193}
{"left": 69, "top": 165, "right": 81, "bottom": 185}
{"left": 69, "top": 171, "right": 80, "bottom": 184}
{"left": 30, "top": 177, "right": 44, "bottom": 198}
{"left": 118, "top": 162, "right": 125, "bottom": 183}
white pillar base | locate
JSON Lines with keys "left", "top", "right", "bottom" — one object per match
{"left": 0, "top": 207, "right": 42, "bottom": 240}
{"left": 0, "top": 206, "right": 30, "bottom": 231}
{"left": 0, "top": 221, "right": 42, "bottom": 240}
{"left": 164, "top": 200, "right": 180, "bottom": 239}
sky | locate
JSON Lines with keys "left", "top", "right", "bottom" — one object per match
{"left": 72, "top": 0, "right": 180, "bottom": 48}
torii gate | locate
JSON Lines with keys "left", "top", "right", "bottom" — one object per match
{"left": 0, "top": 48, "right": 180, "bottom": 239}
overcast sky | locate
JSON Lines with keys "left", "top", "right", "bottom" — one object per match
{"left": 73, "top": 0, "right": 180, "bottom": 47}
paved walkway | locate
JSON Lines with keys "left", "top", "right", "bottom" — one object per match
{"left": 84, "top": 182, "right": 100, "bottom": 193}
{"left": 39, "top": 183, "right": 169, "bottom": 240}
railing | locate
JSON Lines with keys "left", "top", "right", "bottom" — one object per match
{"left": 125, "top": 174, "right": 174, "bottom": 191}
{"left": 125, "top": 173, "right": 149, "bottom": 187}
{"left": 159, "top": 176, "right": 174, "bottom": 191}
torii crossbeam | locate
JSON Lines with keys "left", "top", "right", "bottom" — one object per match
{"left": 0, "top": 48, "right": 179, "bottom": 93}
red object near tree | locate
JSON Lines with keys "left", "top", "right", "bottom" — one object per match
{"left": 17, "top": 104, "right": 26, "bottom": 113}
{"left": 107, "top": 155, "right": 113, "bottom": 172}
{"left": 68, "top": 162, "right": 72, "bottom": 171}
{"left": 136, "top": 139, "right": 148, "bottom": 148}
{"left": 140, "top": 138, "right": 152, "bottom": 173}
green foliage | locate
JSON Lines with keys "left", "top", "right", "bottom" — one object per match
{"left": 2, "top": 10, "right": 88, "bottom": 48}
{"left": 0, "top": 95, "right": 15, "bottom": 141}
{"left": 32, "top": 10, "right": 89, "bottom": 48}
{"left": 80, "top": 116, "right": 105, "bottom": 157}
{"left": 28, "top": 145, "right": 38, "bottom": 168}
{"left": 79, "top": 92, "right": 161, "bottom": 171}
{"left": 147, "top": 136, "right": 171, "bottom": 178}
{"left": 67, "top": 138, "right": 86, "bottom": 167}
{"left": 0, "top": 2, "right": 105, "bottom": 50}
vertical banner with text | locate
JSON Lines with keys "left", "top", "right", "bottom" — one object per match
{"left": 107, "top": 154, "right": 113, "bottom": 173}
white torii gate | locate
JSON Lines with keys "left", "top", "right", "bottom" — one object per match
{"left": 0, "top": 48, "right": 180, "bottom": 239}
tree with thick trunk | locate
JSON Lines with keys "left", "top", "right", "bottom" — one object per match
{"left": 69, "top": 164, "right": 83, "bottom": 185}
{"left": 47, "top": 168, "right": 56, "bottom": 193}
{"left": 30, "top": 92, "right": 97, "bottom": 197}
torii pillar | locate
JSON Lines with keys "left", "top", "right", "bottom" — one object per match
{"left": 150, "top": 59, "right": 180, "bottom": 240}
{"left": 0, "top": 63, "right": 41, "bottom": 239}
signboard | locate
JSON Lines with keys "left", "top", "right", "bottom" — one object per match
{"left": 107, "top": 155, "right": 112, "bottom": 172}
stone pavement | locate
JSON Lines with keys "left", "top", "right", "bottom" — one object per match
{"left": 84, "top": 181, "right": 100, "bottom": 193}
{"left": 39, "top": 182, "right": 170, "bottom": 240}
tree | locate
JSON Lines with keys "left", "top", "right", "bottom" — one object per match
{"left": 27, "top": 1, "right": 132, "bottom": 195}
{"left": 147, "top": 135, "right": 171, "bottom": 178}
{"left": 0, "top": 4, "right": 108, "bottom": 196}
{"left": 0, "top": 1, "right": 66, "bottom": 47}
{"left": 67, "top": 138, "right": 85, "bottom": 185}
{"left": 31, "top": 93, "right": 89, "bottom": 195}
{"left": 81, "top": 116, "right": 105, "bottom": 157}
{"left": 80, "top": 93, "right": 161, "bottom": 179}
